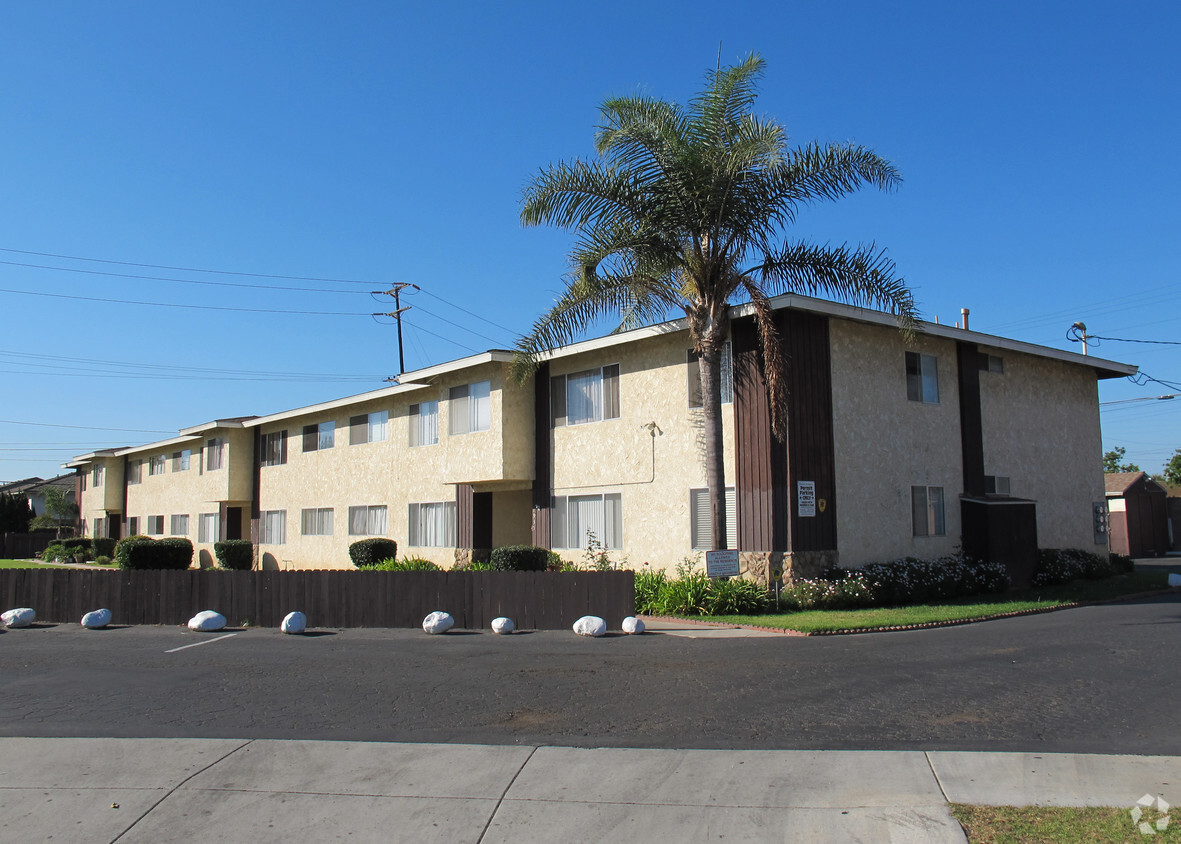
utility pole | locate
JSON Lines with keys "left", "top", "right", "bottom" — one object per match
{"left": 372, "top": 283, "right": 420, "bottom": 374}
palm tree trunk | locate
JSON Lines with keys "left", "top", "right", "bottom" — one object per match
{"left": 699, "top": 343, "right": 728, "bottom": 551}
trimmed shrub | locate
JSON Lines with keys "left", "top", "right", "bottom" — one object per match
{"left": 117, "top": 537, "right": 193, "bottom": 570}
{"left": 1110, "top": 552, "right": 1135, "bottom": 574}
{"left": 93, "top": 537, "right": 116, "bottom": 559}
{"left": 59, "top": 537, "right": 93, "bottom": 554}
{"left": 489, "top": 545, "right": 550, "bottom": 572}
{"left": 1033, "top": 548, "right": 1113, "bottom": 586}
{"left": 360, "top": 556, "right": 441, "bottom": 572}
{"left": 95, "top": 555, "right": 112, "bottom": 566}
{"left": 114, "top": 535, "right": 152, "bottom": 568}
{"left": 214, "top": 539, "right": 254, "bottom": 571}
{"left": 349, "top": 538, "right": 398, "bottom": 568}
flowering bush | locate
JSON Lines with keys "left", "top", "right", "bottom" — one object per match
{"left": 1032, "top": 548, "right": 1113, "bottom": 586}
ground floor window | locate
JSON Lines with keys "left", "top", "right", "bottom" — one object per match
{"left": 551, "top": 492, "right": 622, "bottom": 550}
{"left": 300, "top": 508, "right": 334, "bottom": 536}
{"left": 261, "top": 510, "right": 287, "bottom": 544}
{"left": 146, "top": 515, "right": 164, "bottom": 535}
{"left": 408, "top": 502, "right": 456, "bottom": 547}
{"left": 198, "top": 513, "right": 219, "bottom": 543}
{"left": 689, "top": 486, "right": 737, "bottom": 550}
{"left": 348, "top": 505, "right": 388, "bottom": 536}
{"left": 911, "top": 486, "right": 945, "bottom": 537}
{"left": 127, "top": 516, "right": 140, "bottom": 536}
{"left": 170, "top": 514, "right": 189, "bottom": 536}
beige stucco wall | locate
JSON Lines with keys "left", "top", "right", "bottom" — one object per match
{"left": 830, "top": 320, "right": 964, "bottom": 566}
{"left": 978, "top": 347, "right": 1106, "bottom": 550}
{"left": 256, "top": 362, "right": 535, "bottom": 569}
{"left": 79, "top": 455, "right": 125, "bottom": 532}
{"left": 548, "top": 329, "right": 735, "bottom": 571}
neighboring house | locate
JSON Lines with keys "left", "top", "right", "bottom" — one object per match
{"left": 66, "top": 294, "right": 1135, "bottom": 581}
{"left": 0, "top": 474, "right": 77, "bottom": 520}
{"left": 1105, "top": 472, "right": 1171, "bottom": 558}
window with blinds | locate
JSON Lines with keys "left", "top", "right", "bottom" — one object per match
{"left": 300, "top": 508, "right": 334, "bottom": 536}
{"left": 911, "top": 486, "right": 945, "bottom": 536}
{"left": 449, "top": 381, "right": 491, "bottom": 435}
{"left": 550, "top": 493, "right": 623, "bottom": 549}
{"left": 408, "top": 501, "right": 457, "bottom": 547}
{"left": 687, "top": 341, "right": 733, "bottom": 408}
{"left": 689, "top": 487, "right": 737, "bottom": 550}
{"left": 262, "top": 431, "right": 287, "bottom": 466}
{"left": 551, "top": 364, "right": 620, "bottom": 426}
{"left": 408, "top": 401, "right": 438, "bottom": 446}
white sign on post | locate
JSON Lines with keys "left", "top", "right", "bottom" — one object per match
{"left": 705, "top": 549, "right": 740, "bottom": 578}
{"left": 797, "top": 481, "right": 816, "bottom": 517}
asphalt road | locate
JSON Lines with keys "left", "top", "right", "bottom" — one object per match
{"left": 2, "top": 592, "right": 1178, "bottom": 754}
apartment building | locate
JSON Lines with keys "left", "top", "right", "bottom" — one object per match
{"left": 67, "top": 294, "right": 1135, "bottom": 582}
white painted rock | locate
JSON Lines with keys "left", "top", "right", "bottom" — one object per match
{"left": 422, "top": 611, "right": 454, "bottom": 634}
{"left": 621, "top": 616, "right": 645, "bottom": 635}
{"left": 491, "top": 616, "right": 514, "bottom": 634}
{"left": 573, "top": 615, "right": 607, "bottom": 637}
{"left": 187, "top": 610, "right": 226, "bottom": 631}
{"left": 81, "top": 608, "right": 112, "bottom": 629}
{"left": 2, "top": 607, "right": 35, "bottom": 628}
{"left": 281, "top": 611, "right": 307, "bottom": 634}
{"left": 1169, "top": 573, "right": 1181, "bottom": 587}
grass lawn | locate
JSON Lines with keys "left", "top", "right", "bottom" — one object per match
{"left": 705, "top": 572, "right": 1172, "bottom": 633}
{"left": 0, "top": 558, "right": 118, "bottom": 569}
{"left": 951, "top": 803, "right": 1179, "bottom": 842}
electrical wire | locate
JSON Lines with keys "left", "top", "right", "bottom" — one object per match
{"left": 0, "top": 287, "right": 374, "bottom": 316}
{"left": 0, "top": 419, "right": 175, "bottom": 434}
{"left": 0, "top": 350, "right": 380, "bottom": 381}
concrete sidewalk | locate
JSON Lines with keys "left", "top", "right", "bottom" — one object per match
{"left": 2, "top": 739, "right": 1178, "bottom": 843}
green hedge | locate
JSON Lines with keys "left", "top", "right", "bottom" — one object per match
{"left": 214, "top": 539, "right": 254, "bottom": 571}
{"left": 1032, "top": 548, "right": 1114, "bottom": 586}
{"left": 93, "top": 537, "right": 116, "bottom": 559}
{"left": 489, "top": 545, "right": 551, "bottom": 572}
{"left": 117, "top": 537, "right": 194, "bottom": 570}
{"left": 349, "top": 538, "right": 398, "bottom": 568}
{"left": 59, "top": 537, "right": 92, "bottom": 554}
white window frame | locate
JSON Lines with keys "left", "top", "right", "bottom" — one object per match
{"left": 348, "top": 505, "right": 388, "bottom": 536}
{"left": 449, "top": 381, "right": 491, "bottom": 435}
{"left": 206, "top": 439, "right": 225, "bottom": 471}
{"left": 149, "top": 455, "right": 166, "bottom": 476}
{"left": 408, "top": 501, "right": 457, "bottom": 547}
{"left": 688, "top": 341, "right": 733, "bottom": 408}
{"left": 550, "top": 492, "right": 623, "bottom": 550}
{"left": 198, "top": 512, "right": 220, "bottom": 543}
{"left": 409, "top": 401, "right": 439, "bottom": 446}
{"left": 551, "top": 365, "right": 620, "bottom": 426}
{"left": 911, "top": 485, "right": 946, "bottom": 537}
{"left": 170, "top": 514, "right": 189, "bottom": 536}
{"left": 171, "top": 449, "right": 191, "bottom": 472}
{"left": 261, "top": 509, "right": 287, "bottom": 545}
{"left": 350, "top": 410, "right": 389, "bottom": 445}
{"left": 300, "top": 507, "right": 334, "bottom": 536}
{"left": 689, "top": 486, "right": 737, "bottom": 550}
{"left": 905, "top": 352, "right": 939, "bottom": 403}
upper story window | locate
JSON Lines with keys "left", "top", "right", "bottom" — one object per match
{"left": 688, "top": 342, "right": 733, "bottom": 407}
{"left": 905, "top": 352, "right": 939, "bottom": 403}
{"left": 911, "top": 485, "right": 945, "bottom": 537}
{"left": 149, "top": 455, "right": 166, "bottom": 476}
{"left": 349, "top": 411, "right": 388, "bottom": 445}
{"left": 171, "top": 449, "right": 191, "bottom": 472}
{"left": 981, "top": 354, "right": 1004, "bottom": 373}
{"left": 92, "top": 465, "right": 104, "bottom": 487}
{"left": 984, "top": 475, "right": 1011, "bottom": 495}
{"left": 127, "top": 459, "right": 142, "bottom": 485}
{"left": 449, "top": 381, "right": 491, "bottom": 435}
{"left": 206, "top": 439, "right": 225, "bottom": 471}
{"left": 262, "top": 431, "right": 288, "bottom": 467}
{"left": 409, "top": 401, "right": 438, "bottom": 446}
{"left": 303, "top": 421, "right": 335, "bottom": 452}
{"left": 552, "top": 364, "right": 620, "bottom": 426}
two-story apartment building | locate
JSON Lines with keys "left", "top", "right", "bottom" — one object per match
{"left": 67, "top": 295, "right": 1135, "bottom": 582}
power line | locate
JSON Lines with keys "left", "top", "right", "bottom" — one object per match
{"left": 0, "top": 287, "right": 374, "bottom": 316}
{"left": 1088, "top": 334, "right": 1181, "bottom": 346}
{"left": 0, "top": 246, "right": 377, "bottom": 285}
{"left": 0, "top": 349, "right": 380, "bottom": 381}
{"left": 0, "top": 419, "right": 175, "bottom": 434}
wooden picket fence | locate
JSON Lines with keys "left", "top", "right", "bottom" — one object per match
{"left": 0, "top": 568, "right": 635, "bottom": 629}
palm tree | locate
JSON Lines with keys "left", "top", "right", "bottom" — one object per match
{"left": 512, "top": 54, "right": 917, "bottom": 551}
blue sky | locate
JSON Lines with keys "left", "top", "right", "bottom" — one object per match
{"left": 1, "top": 0, "right": 1177, "bottom": 482}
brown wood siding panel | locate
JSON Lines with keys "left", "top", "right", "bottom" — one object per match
{"left": 456, "top": 483, "right": 474, "bottom": 549}
{"left": 783, "top": 310, "right": 837, "bottom": 552}
{"left": 532, "top": 362, "right": 553, "bottom": 547}
{"left": 732, "top": 316, "right": 785, "bottom": 551}
{"left": 957, "top": 342, "right": 986, "bottom": 497}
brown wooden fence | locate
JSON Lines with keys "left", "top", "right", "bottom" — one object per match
{"left": 0, "top": 569, "right": 635, "bottom": 629}
{"left": 0, "top": 532, "right": 56, "bottom": 560}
